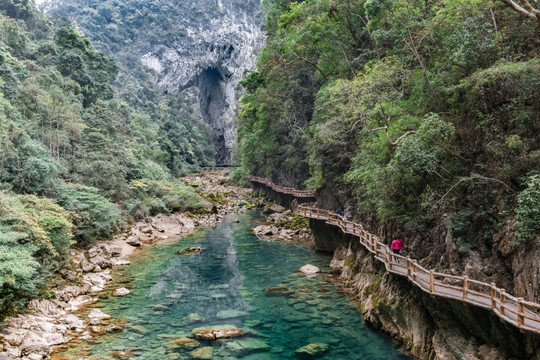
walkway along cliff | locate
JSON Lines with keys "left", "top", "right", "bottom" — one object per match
{"left": 248, "top": 175, "right": 540, "bottom": 360}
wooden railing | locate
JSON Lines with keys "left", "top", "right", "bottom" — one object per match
{"left": 295, "top": 204, "right": 540, "bottom": 334}
{"left": 247, "top": 175, "right": 315, "bottom": 198}
{"left": 245, "top": 175, "right": 540, "bottom": 334}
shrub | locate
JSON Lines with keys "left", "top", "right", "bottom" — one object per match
{"left": 0, "top": 191, "right": 75, "bottom": 317}
{"left": 0, "top": 191, "right": 74, "bottom": 270}
{"left": 230, "top": 167, "right": 250, "bottom": 187}
{"left": 127, "top": 179, "right": 202, "bottom": 219}
{"left": 54, "top": 183, "right": 122, "bottom": 246}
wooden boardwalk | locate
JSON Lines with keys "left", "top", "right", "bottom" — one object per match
{"left": 247, "top": 175, "right": 315, "bottom": 198}
{"left": 248, "top": 175, "right": 540, "bottom": 334}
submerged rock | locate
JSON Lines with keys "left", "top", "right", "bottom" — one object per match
{"left": 167, "top": 337, "right": 199, "bottom": 350}
{"left": 185, "top": 313, "right": 205, "bottom": 324}
{"left": 295, "top": 343, "right": 329, "bottom": 358}
{"left": 223, "top": 338, "right": 270, "bottom": 357}
{"left": 189, "top": 346, "right": 213, "bottom": 360}
{"left": 176, "top": 247, "right": 203, "bottom": 254}
{"left": 192, "top": 325, "right": 244, "bottom": 340}
{"left": 216, "top": 309, "right": 249, "bottom": 320}
{"left": 265, "top": 285, "right": 288, "bottom": 295}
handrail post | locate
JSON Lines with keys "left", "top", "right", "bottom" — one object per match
{"left": 412, "top": 261, "right": 417, "bottom": 282}
{"left": 517, "top": 298, "right": 525, "bottom": 327}
{"left": 463, "top": 276, "right": 469, "bottom": 300}
{"left": 430, "top": 270, "right": 435, "bottom": 293}
{"left": 317, "top": 208, "right": 320, "bottom": 219}
{"left": 500, "top": 289, "right": 506, "bottom": 316}
{"left": 386, "top": 247, "right": 392, "bottom": 270}
{"left": 406, "top": 258, "right": 411, "bottom": 277}
{"left": 490, "top": 283, "right": 496, "bottom": 310}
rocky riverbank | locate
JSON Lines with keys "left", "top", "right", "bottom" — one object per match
{"left": 253, "top": 205, "right": 313, "bottom": 243}
{"left": 0, "top": 170, "right": 256, "bottom": 360}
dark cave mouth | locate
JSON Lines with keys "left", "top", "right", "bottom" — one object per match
{"left": 195, "top": 66, "right": 232, "bottom": 165}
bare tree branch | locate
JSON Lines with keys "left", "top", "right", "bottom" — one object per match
{"left": 436, "top": 175, "right": 515, "bottom": 206}
{"left": 498, "top": 0, "right": 540, "bottom": 26}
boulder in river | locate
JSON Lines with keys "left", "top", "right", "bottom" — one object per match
{"left": 113, "top": 288, "right": 132, "bottom": 296}
{"left": 299, "top": 264, "right": 321, "bottom": 277}
{"left": 295, "top": 343, "right": 329, "bottom": 358}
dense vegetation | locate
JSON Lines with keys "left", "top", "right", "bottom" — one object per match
{"left": 0, "top": 0, "right": 210, "bottom": 318}
{"left": 237, "top": 0, "right": 539, "bottom": 264}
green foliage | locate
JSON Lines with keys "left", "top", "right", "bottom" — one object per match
{"left": 273, "top": 213, "right": 309, "bottom": 230}
{"left": 237, "top": 0, "right": 540, "bottom": 261}
{"left": 515, "top": 175, "right": 540, "bottom": 246}
{"left": 229, "top": 167, "right": 250, "bottom": 187}
{"left": 126, "top": 179, "right": 202, "bottom": 218}
{"left": 54, "top": 183, "right": 121, "bottom": 246}
{"left": 0, "top": 231, "right": 38, "bottom": 319}
{"left": 0, "top": 191, "right": 75, "bottom": 316}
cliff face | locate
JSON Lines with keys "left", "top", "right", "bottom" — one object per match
{"left": 310, "top": 220, "right": 540, "bottom": 360}
{"left": 42, "top": 0, "right": 266, "bottom": 164}
{"left": 139, "top": 1, "right": 265, "bottom": 164}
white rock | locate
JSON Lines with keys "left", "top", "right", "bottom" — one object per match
{"left": 114, "top": 259, "right": 131, "bottom": 266}
{"left": 113, "top": 288, "right": 132, "bottom": 297}
{"left": 299, "top": 264, "right": 321, "bottom": 277}
{"left": 88, "top": 309, "right": 112, "bottom": 321}
{"left": 58, "top": 315, "right": 84, "bottom": 330}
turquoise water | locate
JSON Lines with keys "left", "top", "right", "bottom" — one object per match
{"left": 60, "top": 212, "right": 410, "bottom": 359}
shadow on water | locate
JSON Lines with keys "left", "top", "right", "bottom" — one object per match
{"left": 58, "top": 211, "right": 411, "bottom": 359}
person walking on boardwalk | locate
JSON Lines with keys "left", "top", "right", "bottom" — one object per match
{"left": 391, "top": 236, "right": 404, "bottom": 263}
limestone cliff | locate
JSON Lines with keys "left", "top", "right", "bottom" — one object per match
{"left": 138, "top": 1, "right": 265, "bottom": 164}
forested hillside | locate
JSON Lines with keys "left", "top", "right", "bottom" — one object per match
{"left": 0, "top": 0, "right": 209, "bottom": 318}
{"left": 237, "top": 0, "right": 540, "bottom": 292}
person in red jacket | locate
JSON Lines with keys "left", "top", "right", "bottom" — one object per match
{"left": 391, "top": 236, "right": 404, "bottom": 263}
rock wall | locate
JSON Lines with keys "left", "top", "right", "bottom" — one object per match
{"left": 139, "top": 0, "right": 265, "bottom": 164}
{"left": 313, "top": 219, "right": 540, "bottom": 360}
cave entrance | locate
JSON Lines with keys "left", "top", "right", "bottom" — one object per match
{"left": 196, "top": 67, "right": 230, "bottom": 165}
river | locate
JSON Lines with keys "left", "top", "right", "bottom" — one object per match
{"left": 56, "top": 212, "right": 410, "bottom": 359}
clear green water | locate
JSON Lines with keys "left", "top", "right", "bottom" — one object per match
{"left": 61, "top": 212, "right": 410, "bottom": 359}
